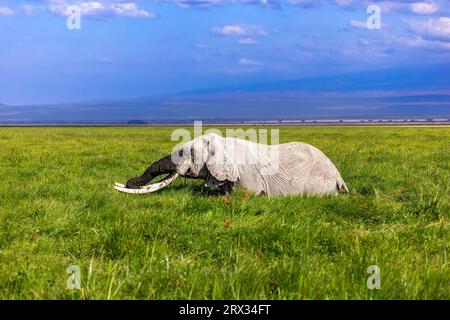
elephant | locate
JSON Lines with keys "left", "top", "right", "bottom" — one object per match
{"left": 114, "top": 133, "right": 348, "bottom": 196}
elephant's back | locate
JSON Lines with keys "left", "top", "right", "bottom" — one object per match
{"left": 276, "top": 142, "right": 347, "bottom": 195}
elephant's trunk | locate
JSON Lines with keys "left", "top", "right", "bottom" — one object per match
{"left": 114, "top": 154, "right": 179, "bottom": 194}
{"left": 136, "top": 154, "right": 177, "bottom": 185}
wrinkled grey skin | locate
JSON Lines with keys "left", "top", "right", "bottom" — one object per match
{"left": 126, "top": 133, "right": 349, "bottom": 196}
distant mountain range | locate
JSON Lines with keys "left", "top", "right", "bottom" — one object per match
{"left": 180, "top": 64, "right": 450, "bottom": 95}
{"left": 1, "top": 64, "right": 450, "bottom": 123}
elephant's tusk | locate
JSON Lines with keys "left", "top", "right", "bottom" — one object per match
{"left": 114, "top": 172, "right": 179, "bottom": 194}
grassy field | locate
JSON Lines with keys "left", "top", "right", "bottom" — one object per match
{"left": 0, "top": 126, "right": 448, "bottom": 300}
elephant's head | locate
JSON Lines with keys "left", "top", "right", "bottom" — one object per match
{"left": 114, "top": 134, "right": 240, "bottom": 194}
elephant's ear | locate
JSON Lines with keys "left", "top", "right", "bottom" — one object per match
{"left": 206, "top": 136, "right": 239, "bottom": 183}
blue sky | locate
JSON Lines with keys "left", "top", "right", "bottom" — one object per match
{"left": 1, "top": 0, "right": 450, "bottom": 105}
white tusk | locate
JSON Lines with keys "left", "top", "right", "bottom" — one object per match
{"left": 114, "top": 185, "right": 147, "bottom": 194}
{"left": 114, "top": 172, "right": 179, "bottom": 195}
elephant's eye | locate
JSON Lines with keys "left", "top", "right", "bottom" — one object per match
{"left": 178, "top": 149, "right": 183, "bottom": 157}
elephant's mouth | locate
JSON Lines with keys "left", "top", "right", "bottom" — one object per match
{"left": 114, "top": 172, "right": 179, "bottom": 194}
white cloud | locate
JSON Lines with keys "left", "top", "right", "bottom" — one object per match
{"left": 409, "top": 2, "right": 439, "bottom": 15}
{"left": 0, "top": 6, "right": 15, "bottom": 16}
{"left": 377, "top": 1, "right": 440, "bottom": 15}
{"left": 5, "top": 0, "right": 445, "bottom": 19}
{"left": 212, "top": 24, "right": 270, "bottom": 36}
{"left": 349, "top": 18, "right": 387, "bottom": 29}
{"left": 355, "top": 26, "right": 450, "bottom": 52}
{"left": 169, "top": 0, "right": 224, "bottom": 8}
{"left": 349, "top": 19, "right": 368, "bottom": 29}
{"left": 396, "top": 34, "right": 450, "bottom": 50}
{"left": 406, "top": 17, "right": 450, "bottom": 40}
{"left": 213, "top": 25, "right": 248, "bottom": 36}
{"left": 286, "top": 0, "right": 317, "bottom": 7}
{"left": 332, "top": 0, "right": 357, "bottom": 7}
{"left": 47, "top": 1, "right": 155, "bottom": 19}
{"left": 170, "top": 0, "right": 283, "bottom": 8}
{"left": 238, "top": 58, "right": 263, "bottom": 66}
{"left": 334, "top": 0, "right": 440, "bottom": 15}
{"left": 185, "top": 0, "right": 441, "bottom": 13}
{"left": 238, "top": 37, "right": 260, "bottom": 45}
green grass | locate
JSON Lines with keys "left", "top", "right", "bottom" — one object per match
{"left": 0, "top": 126, "right": 448, "bottom": 299}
